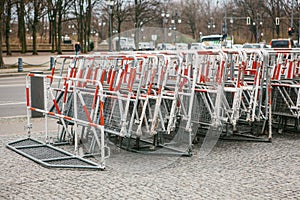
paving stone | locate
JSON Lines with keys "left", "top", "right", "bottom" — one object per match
{"left": 0, "top": 122, "right": 299, "bottom": 199}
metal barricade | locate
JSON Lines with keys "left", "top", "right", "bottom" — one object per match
{"left": 13, "top": 48, "right": 300, "bottom": 169}
{"left": 267, "top": 49, "right": 300, "bottom": 132}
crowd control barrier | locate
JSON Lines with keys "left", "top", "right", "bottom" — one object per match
{"left": 7, "top": 47, "right": 300, "bottom": 169}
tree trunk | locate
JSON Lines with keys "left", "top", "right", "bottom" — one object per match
{"left": 19, "top": 0, "right": 27, "bottom": 53}
{"left": 51, "top": 10, "right": 57, "bottom": 53}
{"left": 134, "top": 0, "right": 139, "bottom": 49}
{"left": 0, "top": 0, "right": 5, "bottom": 67}
{"left": 117, "top": 23, "right": 121, "bottom": 51}
{"left": 57, "top": 0, "right": 62, "bottom": 54}
{"left": 5, "top": 0, "right": 12, "bottom": 56}
{"left": 86, "top": 0, "right": 92, "bottom": 52}
{"left": 48, "top": 1, "right": 52, "bottom": 45}
{"left": 78, "top": 0, "right": 84, "bottom": 52}
{"left": 32, "top": 0, "right": 39, "bottom": 55}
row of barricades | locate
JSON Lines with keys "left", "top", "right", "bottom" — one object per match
{"left": 24, "top": 48, "right": 300, "bottom": 168}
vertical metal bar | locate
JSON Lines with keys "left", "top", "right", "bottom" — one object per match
{"left": 44, "top": 76, "right": 49, "bottom": 143}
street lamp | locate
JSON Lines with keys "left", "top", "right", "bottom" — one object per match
{"left": 68, "top": 24, "right": 75, "bottom": 39}
{"left": 161, "top": 11, "right": 170, "bottom": 45}
{"left": 207, "top": 17, "right": 215, "bottom": 34}
{"left": 140, "top": 28, "right": 144, "bottom": 42}
{"left": 99, "top": 21, "right": 106, "bottom": 41}
{"left": 229, "top": 17, "right": 233, "bottom": 48}
{"left": 105, "top": 0, "right": 114, "bottom": 51}
{"left": 252, "top": 17, "right": 263, "bottom": 43}
{"left": 49, "top": 10, "right": 55, "bottom": 52}
{"left": 169, "top": 10, "right": 181, "bottom": 43}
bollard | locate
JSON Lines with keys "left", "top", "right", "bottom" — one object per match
{"left": 50, "top": 56, "right": 55, "bottom": 70}
{"left": 30, "top": 71, "right": 44, "bottom": 118}
{"left": 18, "top": 58, "right": 23, "bottom": 72}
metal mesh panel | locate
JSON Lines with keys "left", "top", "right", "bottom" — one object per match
{"left": 19, "top": 146, "right": 70, "bottom": 160}
{"left": 9, "top": 138, "right": 42, "bottom": 147}
{"left": 44, "top": 157, "right": 96, "bottom": 166}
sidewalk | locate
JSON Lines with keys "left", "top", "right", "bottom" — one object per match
{"left": 0, "top": 52, "right": 75, "bottom": 77}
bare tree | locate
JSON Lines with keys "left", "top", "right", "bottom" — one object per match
{"left": 5, "top": 0, "right": 13, "bottom": 56}
{"left": 0, "top": 0, "right": 5, "bottom": 67}
{"left": 32, "top": 0, "right": 42, "bottom": 55}
{"left": 17, "top": 0, "right": 27, "bottom": 53}
{"left": 261, "top": 0, "right": 284, "bottom": 38}
{"left": 56, "top": 0, "right": 63, "bottom": 54}
{"left": 112, "top": 0, "right": 131, "bottom": 51}
{"left": 181, "top": 0, "right": 206, "bottom": 39}
{"left": 73, "top": 0, "right": 93, "bottom": 53}
{"left": 130, "top": 0, "right": 161, "bottom": 48}
{"left": 85, "top": 0, "right": 92, "bottom": 52}
{"left": 47, "top": 0, "right": 57, "bottom": 53}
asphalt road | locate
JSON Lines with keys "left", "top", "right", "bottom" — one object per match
{"left": 0, "top": 76, "right": 27, "bottom": 118}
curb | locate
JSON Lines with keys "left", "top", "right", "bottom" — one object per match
{"left": 0, "top": 69, "right": 53, "bottom": 78}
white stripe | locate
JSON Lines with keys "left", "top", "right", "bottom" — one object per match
{"left": 0, "top": 84, "right": 25, "bottom": 87}
{"left": 0, "top": 102, "right": 26, "bottom": 106}
{"left": 0, "top": 115, "right": 27, "bottom": 120}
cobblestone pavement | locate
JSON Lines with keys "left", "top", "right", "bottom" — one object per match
{"left": 0, "top": 116, "right": 299, "bottom": 199}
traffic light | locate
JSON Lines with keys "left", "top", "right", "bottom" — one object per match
{"left": 275, "top": 17, "right": 279, "bottom": 25}
{"left": 246, "top": 17, "right": 251, "bottom": 25}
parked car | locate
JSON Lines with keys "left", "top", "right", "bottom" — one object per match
{"left": 242, "top": 43, "right": 268, "bottom": 49}
{"left": 232, "top": 44, "right": 243, "bottom": 49}
{"left": 157, "top": 43, "right": 176, "bottom": 50}
{"left": 270, "top": 38, "right": 295, "bottom": 48}
{"left": 190, "top": 43, "right": 205, "bottom": 50}
{"left": 138, "top": 42, "right": 154, "bottom": 51}
{"left": 175, "top": 43, "right": 188, "bottom": 50}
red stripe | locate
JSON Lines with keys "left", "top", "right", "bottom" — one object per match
{"left": 83, "top": 68, "right": 93, "bottom": 87}
{"left": 115, "top": 70, "right": 125, "bottom": 91}
{"left": 83, "top": 105, "right": 92, "bottom": 122}
{"left": 70, "top": 68, "right": 75, "bottom": 78}
{"left": 123, "top": 64, "right": 129, "bottom": 83}
{"left": 99, "top": 101, "right": 104, "bottom": 126}
{"left": 287, "top": 62, "right": 293, "bottom": 79}
{"left": 48, "top": 112, "right": 55, "bottom": 116}
{"left": 92, "top": 86, "right": 99, "bottom": 110}
{"left": 100, "top": 70, "right": 106, "bottom": 84}
{"left": 50, "top": 67, "right": 55, "bottom": 84}
{"left": 237, "top": 63, "right": 242, "bottom": 88}
{"left": 215, "top": 64, "right": 221, "bottom": 83}
{"left": 276, "top": 64, "right": 281, "bottom": 80}
{"left": 107, "top": 69, "right": 112, "bottom": 84}
{"left": 251, "top": 61, "right": 257, "bottom": 75}
{"left": 93, "top": 68, "right": 99, "bottom": 83}
{"left": 205, "top": 61, "right": 210, "bottom": 82}
{"left": 219, "top": 60, "right": 225, "bottom": 83}
{"left": 63, "top": 84, "right": 69, "bottom": 103}
{"left": 128, "top": 68, "right": 136, "bottom": 92}
{"left": 109, "top": 70, "right": 116, "bottom": 91}
{"left": 88, "top": 122, "right": 98, "bottom": 128}
{"left": 26, "top": 87, "right": 30, "bottom": 106}
{"left": 64, "top": 116, "right": 73, "bottom": 121}
{"left": 128, "top": 69, "right": 133, "bottom": 89}
{"left": 77, "top": 69, "right": 83, "bottom": 87}
{"left": 253, "top": 67, "right": 259, "bottom": 85}
{"left": 147, "top": 68, "right": 157, "bottom": 95}
{"left": 53, "top": 99, "right": 61, "bottom": 114}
